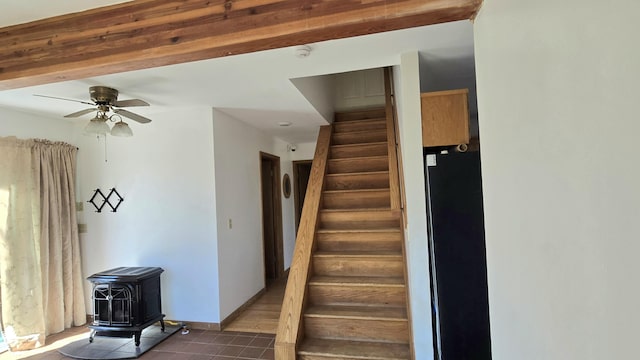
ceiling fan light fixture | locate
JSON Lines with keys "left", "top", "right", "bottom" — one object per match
{"left": 110, "top": 121, "right": 133, "bottom": 137}
{"left": 84, "top": 115, "right": 110, "bottom": 135}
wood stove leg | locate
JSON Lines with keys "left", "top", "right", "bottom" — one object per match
{"left": 89, "top": 329, "right": 96, "bottom": 343}
{"left": 134, "top": 331, "right": 141, "bottom": 347}
{"left": 160, "top": 319, "right": 165, "bottom": 332}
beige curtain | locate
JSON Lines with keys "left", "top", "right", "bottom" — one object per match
{"left": 0, "top": 137, "right": 86, "bottom": 351}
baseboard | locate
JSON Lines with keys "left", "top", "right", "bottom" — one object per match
{"left": 180, "top": 321, "right": 221, "bottom": 331}
{"left": 86, "top": 314, "right": 222, "bottom": 331}
{"left": 219, "top": 287, "right": 267, "bottom": 330}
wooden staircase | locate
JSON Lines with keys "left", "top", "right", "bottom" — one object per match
{"left": 297, "top": 108, "right": 411, "bottom": 359}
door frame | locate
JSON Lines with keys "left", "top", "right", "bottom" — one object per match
{"left": 259, "top": 151, "right": 285, "bottom": 281}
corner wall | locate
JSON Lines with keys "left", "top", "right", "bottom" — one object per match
{"left": 393, "top": 52, "right": 434, "bottom": 360}
{"left": 474, "top": 1, "right": 640, "bottom": 359}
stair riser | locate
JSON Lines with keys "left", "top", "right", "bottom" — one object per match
{"left": 316, "top": 232, "right": 403, "bottom": 252}
{"left": 330, "top": 144, "right": 388, "bottom": 159}
{"left": 335, "top": 109, "right": 386, "bottom": 122}
{"left": 328, "top": 157, "right": 389, "bottom": 174}
{"left": 317, "top": 240, "right": 402, "bottom": 252}
{"left": 308, "top": 285, "right": 406, "bottom": 307}
{"left": 325, "top": 173, "right": 390, "bottom": 191}
{"left": 313, "top": 257, "right": 404, "bottom": 277}
{"left": 331, "top": 130, "right": 387, "bottom": 145}
{"left": 333, "top": 120, "right": 387, "bottom": 133}
{"left": 305, "top": 318, "right": 409, "bottom": 344}
{"left": 323, "top": 191, "right": 390, "bottom": 209}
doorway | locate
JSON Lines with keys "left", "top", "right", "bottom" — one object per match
{"left": 292, "top": 160, "right": 313, "bottom": 232}
{"left": 260, "top": 152, "right": 284, "bottom": 284}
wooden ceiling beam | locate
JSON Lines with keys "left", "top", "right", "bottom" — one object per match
{"left": 0, "top": 0, "right": 482, "bottom": 90}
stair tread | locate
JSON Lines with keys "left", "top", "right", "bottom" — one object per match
{"left": 299, "top": 338, "right": 410, "bottom": 359}
{"left": 328, "top": 155, "right": 388, "bottom": 163}
{"left": 326, "top": 170, "right": 389, "bottom": 176}
{"left": 305, "top": 305, "right": 407, "bottom": 320}
{"left": 317, "top": 228, "right": 401, "bottom": 234}
{"left": 309, "top": 275, "right": 405, "bottom": 286}
{"left": 320, "top": 208, "right": 398, "bottom": 213}
{"left": 314, "top": 251, "right": 402, "bottom": 258}
{"left": 331, "top": 141, "right": 387, "bottom": 149}
{"left": 333, "top": 118, "right": 387, "bottom": 125}
{"left": 323, "top": 188, "right": 390, "bottom": 194}
{"left": 333, "top": 129, "right": 387, "bottom": 136}
{"left": 335, "top": 108, "right": 386, "bottom": 121}
{"left": 319, "top": 209, "right": 395, "bottom": 217}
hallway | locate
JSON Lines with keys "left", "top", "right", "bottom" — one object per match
{"left": 223, "top": 278, "right": 286, "bottom": 334}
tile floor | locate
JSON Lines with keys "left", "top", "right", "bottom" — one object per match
{"left": 0, "top": 327, "right": 274, "bottom": 360}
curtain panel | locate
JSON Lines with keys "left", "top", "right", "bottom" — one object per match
{"left": 0, "top": 136, "right": 86, "bottom": 351}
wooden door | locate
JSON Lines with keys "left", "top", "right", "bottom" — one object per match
{"left": 260, "top": 153, "right": 284, "bottom": 282}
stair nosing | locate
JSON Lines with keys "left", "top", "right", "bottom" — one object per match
{"left": 333, "top": 118, "right": 387, "bottom": 125}
{"left": 309, "top": 275, "right": 405, "bottom": 287}
{"left": 332, "top": 129, "right": 387, "bottom": 136}
{"left": 328, "top": 155, "right": 388, "bottom": 163}
{"left": 316, "top": 228, "right": 401, "bottom": 234}
{"left": 331, "top": 141, "right": 387, "bottom": 148}
{"left": 298, "top": 338, "right": 410, "bottom": 360}
{"left": 314, "top": 251, "right": 402, "bottom": 258}
{"left": 320, "top": 208, "right": 397, "bottom": 213}
{"left": 304, "top": 305, "right": 408, "bottom": 321}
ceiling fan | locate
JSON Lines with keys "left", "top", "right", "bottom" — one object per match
{"left": 35, "top": 86, "right": 152, "bottom": 137}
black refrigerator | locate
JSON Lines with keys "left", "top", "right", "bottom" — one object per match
{"left": 424, "top": 150, "right": 492, "bottom": 360}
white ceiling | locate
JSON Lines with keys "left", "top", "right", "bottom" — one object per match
{"left": 0, "top": 1, "right": 476, "bottom": 144}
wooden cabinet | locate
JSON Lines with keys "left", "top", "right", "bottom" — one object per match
{"left": 421, "top": 89, "right": 470, "bottom": 147}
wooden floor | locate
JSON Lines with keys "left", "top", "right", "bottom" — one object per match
{"left": 223, "top": 278, "right": 286, "bottom": 334}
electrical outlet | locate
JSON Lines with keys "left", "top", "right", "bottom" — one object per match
{"left": 76, "top": 202, "right": 84, "bottom": 211}
{"left": 228, "top": 219, "right": 232, "bottom": 229}
{"left": 78, "top": 223, "right": 87, "bottom": 233}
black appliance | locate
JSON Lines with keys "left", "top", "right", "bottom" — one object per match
{"left": 425, "top": 151, "right": 492, "bottom": 360}
{"left": 87, "top": 267, "right": 165, "bottom": 346}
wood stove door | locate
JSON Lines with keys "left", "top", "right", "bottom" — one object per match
{"left": 93, "top": 284, "right": 133, "bottom": 326}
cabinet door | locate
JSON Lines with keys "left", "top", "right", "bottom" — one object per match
{"left": 421, "top": 89, "right": 469, "bottom": 147}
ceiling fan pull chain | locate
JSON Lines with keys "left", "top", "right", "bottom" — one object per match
{"left": 104, "top": 135, "right": 108, "bottom": 163}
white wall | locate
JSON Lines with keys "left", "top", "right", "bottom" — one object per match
{"left": 290, "top": 140, "right": 317, "bottom": 162}
{"left": 290, "top": 76, "right": 336, "bottom": 123}
{"left": 474, "top": 1, "right": 640, "bottom": 359}
{"left": 0, "top": 107, "right": 75, "bottom": 143}
{"left": 393, "top": 53, "right": 434, "bottom": 360}
{"left": 334, "top": 68, "right": 386, "bottom": 111}
{"left": 212, "top": 109, "right": 299, "bottom": 319}
{"left": 75, "top": 107, "right": 220, "bottom": 323}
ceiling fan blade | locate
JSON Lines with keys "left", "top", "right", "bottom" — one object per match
{"left": 34, "top": 94, "right": 95, "bottom": 106}
{"left": 114, "top": 109, "right": 152, "bottom": 124}
{"left": 64, "top": 108, "right": 96, "bottom": 118}
{"left": 113, "top": 99, "right": 150, "bottom": 107}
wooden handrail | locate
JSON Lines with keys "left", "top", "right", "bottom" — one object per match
{"left": 275, "top": 125, "right": 332, "bottom": 360}
{"left": 384, "top": 68, "right": 402, "bottom": 211}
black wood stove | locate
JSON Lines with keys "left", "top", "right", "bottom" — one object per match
{"left": 87, "top": 267, "right": 165, "bottom": 346}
